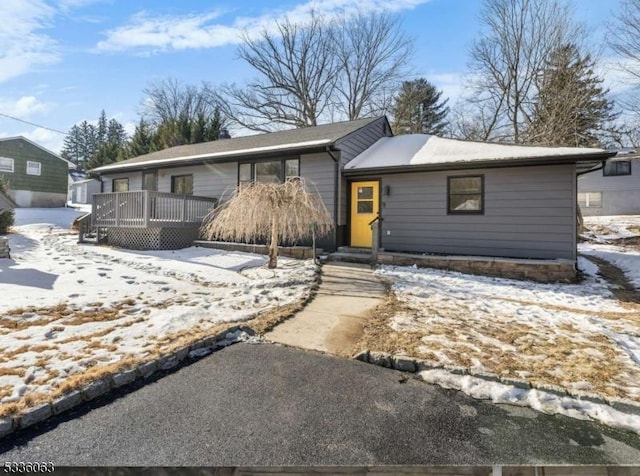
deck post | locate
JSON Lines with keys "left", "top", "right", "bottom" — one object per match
{"left": 181, "top": 195, "right": 187, "bottom": 225}
{"left": 144, "top": 190, "right": 150, "bottom": 228}
{"left": 115, "top": 193, "right": 120, "bottom": 227}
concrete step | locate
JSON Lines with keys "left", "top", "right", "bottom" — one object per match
{"left": 327, "top": 252, "right": 373, "bottom": 264}
{"left": 336, "top": 246, "right": 372, "bottom": 255}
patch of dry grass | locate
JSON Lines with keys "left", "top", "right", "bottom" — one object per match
{"left": 357, "top": 284, "right": 640, "bottom": 400}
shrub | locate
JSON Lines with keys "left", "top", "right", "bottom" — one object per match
{"left": 0, "top": 210, "right": 13, "bottom": 234}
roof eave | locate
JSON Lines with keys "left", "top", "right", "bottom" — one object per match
{"left": 343, "top": 152, "right": 616, "bottom": 176}
{"left": 90, "top": 144, "right": 333, "bottom": 175}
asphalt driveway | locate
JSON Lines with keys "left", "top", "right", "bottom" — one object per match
{"left": 2, "top": 343, "right": 640, "bottom": 465}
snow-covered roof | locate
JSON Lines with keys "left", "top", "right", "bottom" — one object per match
{"left": 344, "top": 134, "right": 613, "bottom": 172}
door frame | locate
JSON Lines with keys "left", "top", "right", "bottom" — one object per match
{"left": 348, "top": 178, "right": 382, "bottom": 247}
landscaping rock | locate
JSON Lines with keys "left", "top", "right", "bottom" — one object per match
{"left": 19, "top": 404, "right": 52, "bottom": 429}
{"left": 471, "top": 371, "right": 501, "bottom": 383}
{"left": 446, "top": 366, "right": 468, "bottom": 375}
{"left": 572, "top": 392, "right": 608, "bottom": 405}
{"left": 0, "top": 417, "right": 14, "bottom": 438}
{"left": 353, "top": 350, "right": 369, "bottom": 363}
{"left": 52, "top": 391, "right": 82, "bottom": 414}
{"left": 112, "top": 369, "right": 137, "bottom": 388}
{"left": 501, "top": 377, "right": 531, "bottom": 389}
{"left": 393, "top": 356, "right": 417, "bottom": 372}
{"left": 82, "top": 379, "right": 110, "bottom": 401}
{"left": 174, "top": 346, "right": 190, "bottom": 362}
{"left": 533, "top": 383, "right": 568, "bottom": 398}
{"left": 416, "top": 359, "right": 443, "bottom": 371}
{"left": 368, "top": 351, "right": 392, "bottom": 368}
{"left": 159, "top": 356, "right": 178, "bottom": 371}
{"left": 609, "top": 399, "right": 640, "bottom": 416}
{"left": 189, "top": 347, "right": 212, "bottom": 359}
{"left": 138, "top": 360, "right": 158, "bottom": 378}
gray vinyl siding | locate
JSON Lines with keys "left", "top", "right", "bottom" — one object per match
{"left": 578, "top": 158, "right": 640, "bottom": 216}
{"left": 300, "top": 152, "right": 335, "bottom": 221}
{"left": 157, "top": 163, "right": 237, "bottom": 200}
{"left": 335, "top": 116, "right": 391, "bottom": 225}
{"left": 379, "top": 164, "right": 576, "bottom": 260}
{"left": 101, "top": 172, "right": 142, "bottom": 193}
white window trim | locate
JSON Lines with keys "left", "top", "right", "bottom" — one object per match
{"left": 0, "top": 157, "right": 14, "bottom": 173}
{"left": 579, "top": 192, "right": 602, "bottom": 208}
{"left": 26, "top": 161, "right": 41, "bottom": 176}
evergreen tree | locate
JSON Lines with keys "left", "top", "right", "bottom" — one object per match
{"left": 527, "top": 44, "right": 617, "bottom": 147}
{"left": 391, "top": 78, "right": 449, "bottom": 135}
{"left": 128, "top": 118, "right": 155, "bottom": 157}
{"left": 96, "top": 110, "right": 108, "bottom": 146}
{"left": 60, "top": 124, "right": 84, "bottom": 167}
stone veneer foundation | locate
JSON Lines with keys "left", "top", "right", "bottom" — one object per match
{"left": 376, "top": 251, "right": 576, "bottom": 283}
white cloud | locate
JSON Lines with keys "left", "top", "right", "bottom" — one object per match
{"left": 0, "top": 0, "right": 59, "bottom": 83}
{"left": 0, "top": 96, "right": 49, "bottom": 117}
{"left": 96, "top": 0, "right": 430, "bottom": 53}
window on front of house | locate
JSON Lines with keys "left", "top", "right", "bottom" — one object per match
{"left": 578, "top": 192, "right": 602, "bottom": 208}
{"left": 238, "top": 159, "right": 300, "bottom": 186}
{"left": 26, "top": 161, "right": 41, "bottom": 176}
{"left": 448, "top": 176, "right": 484, "bottom": 214}
{"left": 0, "top": 157, "right": 14, "bottom": 173}
{"left": 603, "top": 160, "right": 631, "bottom": 176}
{"left": 142, "top": 171, "right": 157, "bottom": 191}
{"left": 171, "top": 174, "right": 193, "bottom": 195}
{"left": 112, "top": 178, "right": 129, "bottom": 192}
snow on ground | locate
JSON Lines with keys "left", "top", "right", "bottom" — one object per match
{"left": 371, "top": 259, "right": 640, "bottom": 430}
{"left": 581, "top": 215, "right": 640, "bottom": 242}
{"left": 579, "top": 243, "right": 640, "bottom": 289}
{"left": 0, "top": 208, "right": 317, "bottom": 413}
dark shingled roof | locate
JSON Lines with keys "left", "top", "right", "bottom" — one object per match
{"left": 92, "top": 117, "right": 382, "bottom": 173}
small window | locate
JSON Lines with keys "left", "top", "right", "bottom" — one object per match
{"left": 26, "top": 161, "right": 41, "bottom": 176}
{"left": 142, "top": 171, "right": 157, "bottom": 191}
{"left": 603, "top": 160, "right": 631, "bottom": 176}
{"left": 112, "top": 178, "right": 129, "bottom": 192}
{"left": 239, "top": 163, "right": 252, "bottom": 189}
{"left": 0, "top": 157, "right": 14, "bottom": 173}
{"left": 285, "top": 159, "right": 300, "bottom": 180}
{"left": 171, "top": 175, "right": 193, "bottom": 195}
{"left": 448, "top": 176, "right": 484, "bottom": 214}
{"left": 255, "top": 161, "right": 282, "bottom": 183}
{"left": 578, "top": 192, "right": 602, "bottom": 208}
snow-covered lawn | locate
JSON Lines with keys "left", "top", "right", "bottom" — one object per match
{"left": 1, "top": 208, "right": 317, "bottom": 415}
{"left": 363, "top": 215, "right": 640, "bottom": 433}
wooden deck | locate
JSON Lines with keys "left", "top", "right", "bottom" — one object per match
{"left": 92, "top": 191, "right": 218, "bottom": 228}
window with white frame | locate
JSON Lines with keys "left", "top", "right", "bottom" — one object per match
{"left": 578, "top": 192, "right": 602, "bottom": 208}
{"left": 0, "top": 157, "right": 14, "bottom": 173}
{"left": 26, "top": 161, "right": 41, "bottom": 176}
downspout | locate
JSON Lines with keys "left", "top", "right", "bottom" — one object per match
{"left": 326, "top": 147, "right": 340, "bottom": 250}
{"left": 574, "top": 160, "right": 606, "bottom": 272}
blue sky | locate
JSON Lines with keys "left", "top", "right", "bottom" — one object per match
{"left": 0, "top": 0, "right": 626, "bottom": 153}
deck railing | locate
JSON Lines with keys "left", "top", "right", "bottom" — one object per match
{"left": 92, "top": 191, "right": 218, "bottom": 228}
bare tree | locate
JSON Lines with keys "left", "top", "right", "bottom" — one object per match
{"left": 142, "top": 78, "right": 226, "bottom": 147}
{"left": 333, "top": 13, "right": 413, "bottom": 120}
{"left": 220, "top": 11, "right": 413, "bottom": 131}
{"left": 610, "top": 0, "right": 640, "bottom": 82}
{"left": 465, "top": 0, "right": 580, "bottom": 143}
{"left": 220, "top": 13, "right": 338, "bottom": 132}
{"left": 201, "top": 179, "right": 333, "bottom": 269}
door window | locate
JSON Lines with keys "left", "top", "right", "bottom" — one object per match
{"left": 356, "top": 186, "right": 374, "bottom": 214}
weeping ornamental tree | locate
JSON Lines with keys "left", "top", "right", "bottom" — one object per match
{"left": 201, "top": 179, "right": 333, "bottom": 269}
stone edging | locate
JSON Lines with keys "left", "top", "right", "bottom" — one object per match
{"left": 0, "top": 327, "right": 256, "bottom": 440}
{"left": 354, "top": 350, "right": 640, "bottom": 416}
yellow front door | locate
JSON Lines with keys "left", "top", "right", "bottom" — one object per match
{"left": 350, "top": 181, "right": 379, "bottom": 247}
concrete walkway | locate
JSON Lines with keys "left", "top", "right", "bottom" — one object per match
{"left": 265, "top": 262, "right": 387, "bottom": 356}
